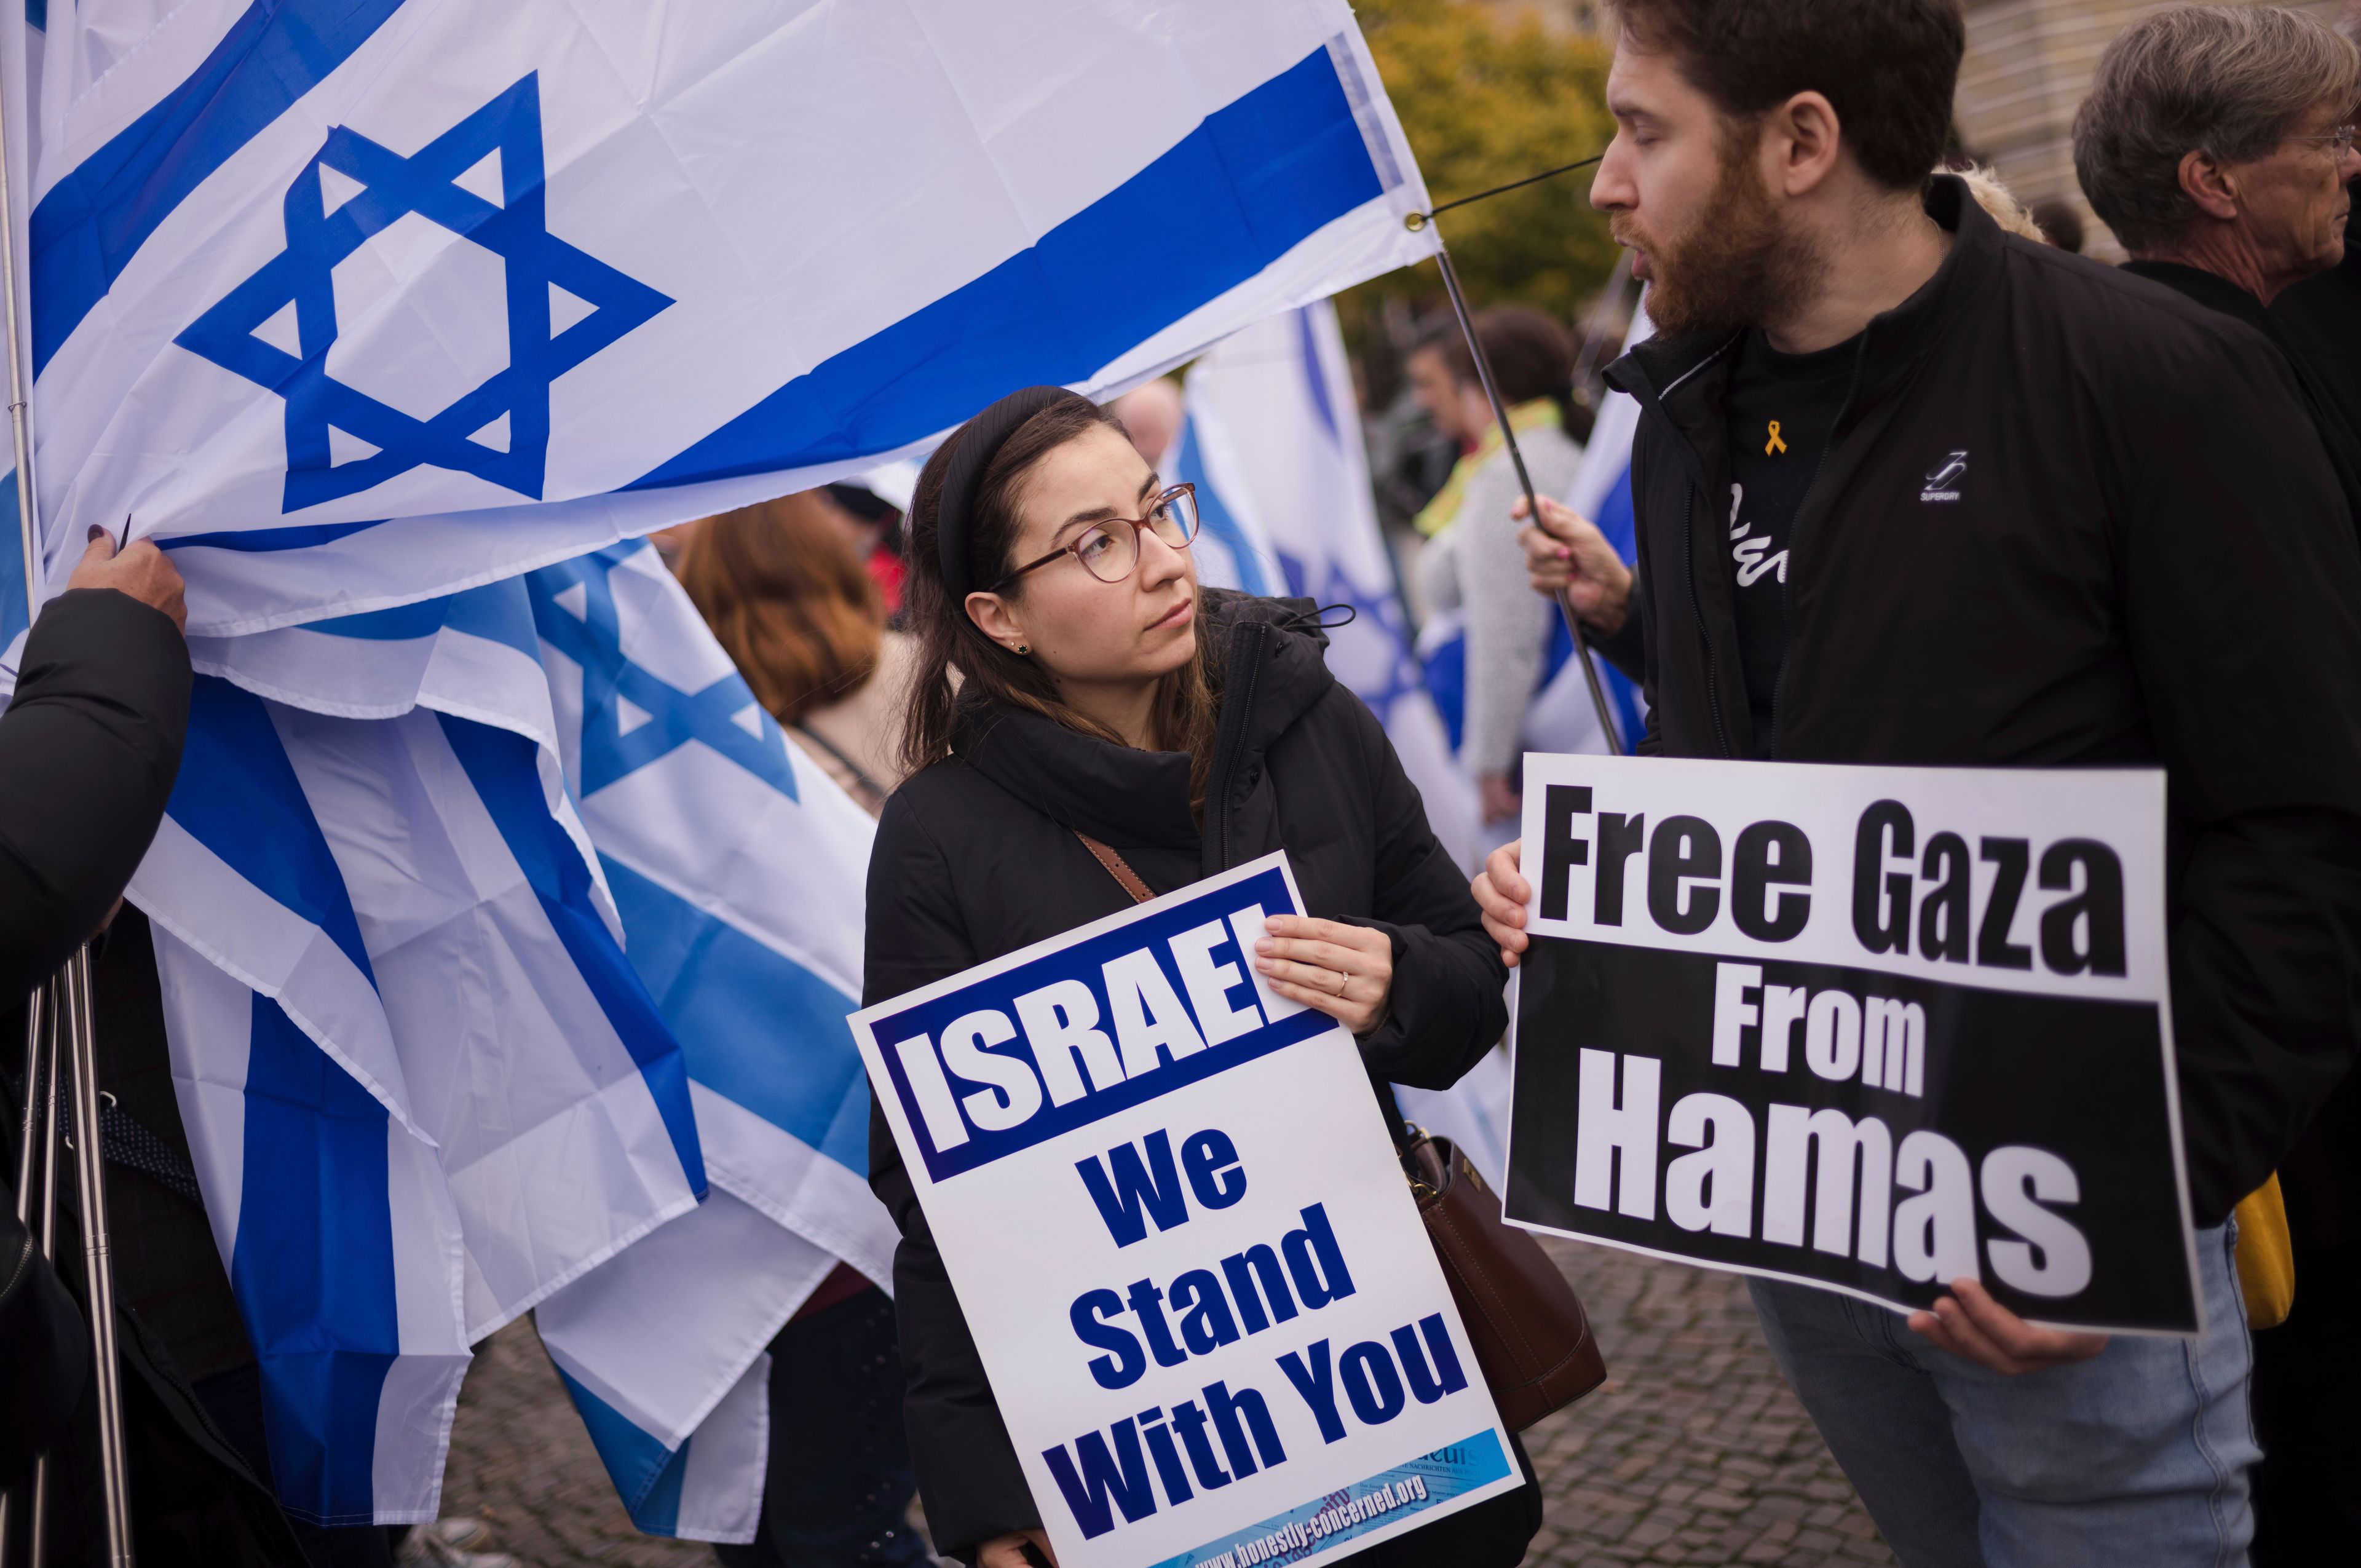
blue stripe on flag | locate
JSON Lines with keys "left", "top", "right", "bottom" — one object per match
{"left": 435, "top": 713, "right": 706, "bottom": 1195}
{"left": 287, "top": 576, "right": 541, "bottom": 660}
{"left": 599, "top": 855, "right": 869, "bottom": 1170}
{"left": 31, "top": 0, "right": 409, "bottom": 374}
{"left": 297, "top": 598, "right": 451, "bottom": 640}
{"left": 159, "top": 518, "right": 387, "bottom": 553}
{"left": 555, "top": 1364, "right": 685, "bottom": 1532}
{"left": 173, "top": 677, "right": 377, "bottom": 983}
{"left": 1294, "top": 308, "right": 1339, "bottom": 443}
{"left": 1589, "top": 465, "right": 1645, "bottom": 742}
{"left": 0, "top": 474, "right": 26, "bottom": 652}
{"left": 630, "top": 47, "right": 1380, "bottom": 490}
{"left": 1170, "top": 419, "right": 1272, "bottom": 597}
{"left": 438, "top": 579, "right": 544, "bottom": 660}
{"left": 234, "top": 991, "right": 398, "bottom": 1525}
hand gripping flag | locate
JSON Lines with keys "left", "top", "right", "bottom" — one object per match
{"left": 26, "top": 0, "right": 1436, "bottom": 637}
{"left": 138, "top": 541, "right": 893, "bottom": 1533}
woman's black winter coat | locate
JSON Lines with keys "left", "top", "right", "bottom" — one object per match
{"left": 864, "top": 593, "right": 1532, "bottom": 1565}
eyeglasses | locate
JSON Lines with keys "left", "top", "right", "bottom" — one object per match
{"left": 2288, "top": 124, "right": 2360, "bottom": 157}
{"left": 987, "top": 483, "right": 1201, "bottom": 592}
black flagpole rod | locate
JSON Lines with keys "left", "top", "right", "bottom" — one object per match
{"left": 1406, "top": 153, "right": 1604, "bottom": 230}
{"left": 1425, "top": 240, "right": 1623, "bottom": 757}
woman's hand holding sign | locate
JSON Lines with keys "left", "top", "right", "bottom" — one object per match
{"left": 1256, "top": 915, "right": 1393, "bottom": 1034}
{"left": 976, "top": 1529, "right": 1058, "bottom": 1567}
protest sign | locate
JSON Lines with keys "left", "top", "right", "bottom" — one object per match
{"left": 1503, "top": 755, "right": 2201, "bottom": 1335}
{"left": 853, "top": 853, "right": 1517, "bottom": 1568}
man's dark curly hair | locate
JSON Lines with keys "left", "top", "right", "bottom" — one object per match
{"left": 1612, "top": 0, "right": 1965, "bottom": 192}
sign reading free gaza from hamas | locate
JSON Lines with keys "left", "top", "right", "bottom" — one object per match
{"left": 1506, "top": 754, "right": 2204, "bottom": 1336}
{"left": 852, "top": 853, "right": 1519, "bottom": 1568}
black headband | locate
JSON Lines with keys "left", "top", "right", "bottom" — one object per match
{"left": 936, "top": 385, "right": 1079, "bottom": 600}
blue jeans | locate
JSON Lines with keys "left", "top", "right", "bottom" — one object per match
{"left": 1748, "top": 1222, "right": 2258, "bottom": 1568}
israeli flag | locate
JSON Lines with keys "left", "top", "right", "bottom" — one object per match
{"left": 1531, "top": 296, "right": 1653, "bottom": 751}
{"left": 1168, "top": 303, "right": 1517, "bottom": 1181}
{"left": 139, "top": 539, "right": 893, "bottom": 1534}
{"left": 1172, "top": 301, "right": 1479, "bottom": 872}
{"left": 1, "top": 1, "right": 42, "bottom": 684}
{"left": 28, "top": 0, "right": 1435, "bottom": 636}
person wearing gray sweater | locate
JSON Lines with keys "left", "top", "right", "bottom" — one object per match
{"left": 1408, "top": 307, "right": 1587, "bottom": 831}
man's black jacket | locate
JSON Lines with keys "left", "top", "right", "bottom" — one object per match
{"left": 1, "top": 587, "right": 190, "bottom": 1502}
{"left": 1604, "top": 177, "right": 2361, "bottom": 1229}
{"left": 0, "top": 588, "right": 191, "bottom": 999}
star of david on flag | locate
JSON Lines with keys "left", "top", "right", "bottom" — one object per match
{"left": 526, "top": 545, "right": 799, "bottom": 799}
{"left": 176, "top": 74, "right": 671, "bottom": 513}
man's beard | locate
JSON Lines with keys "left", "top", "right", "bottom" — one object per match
{"left": 1615, "top": 140, "right": 1820, "bottom": 337}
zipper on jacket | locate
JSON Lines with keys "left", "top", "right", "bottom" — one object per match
{"left": 1204, "top": 622, "right": 1267, "bottom": 873}
{"left": 1619, "top": 335, "right": 1741, "bottom": 762}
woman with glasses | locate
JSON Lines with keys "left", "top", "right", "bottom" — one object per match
{"left": 866, "top": 387, "right": 1540, "bottom": 1567}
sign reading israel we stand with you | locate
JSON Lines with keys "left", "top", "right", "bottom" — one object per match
{"left": 1505, "top": 755, "right": 2204, "bottom": 1336}
{"left": 852, "top": 853, "right": 1518, "bottom": 1568}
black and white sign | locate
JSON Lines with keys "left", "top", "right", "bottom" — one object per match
{"left": 1503, "top": 755, "right": 2201, "bottom": 1334}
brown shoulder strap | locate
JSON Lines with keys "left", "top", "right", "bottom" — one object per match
{"left": 1074, "top": 831, "right": 1153, "bottom": 905}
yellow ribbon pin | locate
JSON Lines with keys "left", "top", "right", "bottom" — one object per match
{"left": 1766, "top": 421, "right": 1788, "bottom": 456}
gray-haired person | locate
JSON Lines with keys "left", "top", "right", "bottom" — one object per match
{"left": 2076, "top": 11, "right": 2361, "bottom": 1563}
{"left": 2074, "top": 4, "right": 2361, "bottom": 530}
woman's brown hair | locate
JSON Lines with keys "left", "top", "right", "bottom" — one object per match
{"left": 901, "top": 396, "right": 1222, "bottom": 807}
{"left": 676, "top": 491, "right": 884, "bottom": 726}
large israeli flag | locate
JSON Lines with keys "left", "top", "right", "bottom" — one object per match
{"left": 1, "top": 1, "right": 44, "bottom": 684}
{"left": 139, "top": 539, "right": 893, "bottom": 1534}
{"left": 26, "top": 0, "right": 1436, "bottom": 636}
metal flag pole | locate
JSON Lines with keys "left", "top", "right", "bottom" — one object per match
{"left": 1, "top": 982, "right": 51, "bottom": 1567}
{"left": 0, "top": 29, "right": 137, "bottom": 1565}
{"left": 63, "top": 952, "right": 134, "bottom": 1564}
{"left": 30, "top": 984, "right": 63, "bottom": 1567}
{"left": 1426, "top": 242, "right": 1623, "bottom": 756}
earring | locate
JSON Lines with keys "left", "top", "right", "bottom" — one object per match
{"left": 1014, "top": 643, "right": 1030, "bottom": 655}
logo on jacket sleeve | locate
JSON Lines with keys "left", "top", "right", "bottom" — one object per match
{"left": 1921, "top": 451, "right": 1968, "bottom": 503}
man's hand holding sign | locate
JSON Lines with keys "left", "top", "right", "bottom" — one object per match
{"left": 1478, "top": 754, "right": 2198, "bottom": 1369}
{"left": 854, "top": 855, "right": 1519, "bottom": 1568}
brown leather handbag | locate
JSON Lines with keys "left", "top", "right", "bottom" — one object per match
{"left": 1074, "top": 831, "right": 1608, "bottom": 1431}
{"left": 1404, "top": 1129, "right": 1607, "bottom": 1430}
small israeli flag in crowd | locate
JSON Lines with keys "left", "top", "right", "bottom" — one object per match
{"left": 1537, "top": 298, "right": 1652, "bottom": 750}
{"left": 1174, "top": 301, "right": 1479, "bottom": 870}
{"left": 26, "top": 0, "right": 1435, "bottom": 637}
{"left": 1171, "top": 303, "right": 1517, "bottom": 1181}
{"left": 136, "top": 543, "right": 893, "bottom": 1536}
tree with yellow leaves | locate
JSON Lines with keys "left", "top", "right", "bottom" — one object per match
{"left": 1341, "top": 0, "right": 1622, "bottom": 366}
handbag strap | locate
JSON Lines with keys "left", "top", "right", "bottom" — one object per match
{"left": 1075, "top": 831, "right": 1154, "bottom": 905}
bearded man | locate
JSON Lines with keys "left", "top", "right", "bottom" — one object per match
{"left": 1474, "top": 2, "right": 2361, "bottom": 1564}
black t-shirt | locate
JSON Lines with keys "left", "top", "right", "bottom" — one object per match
{"left": 1720, "top": 328, "right": 1858, "bottom": 756}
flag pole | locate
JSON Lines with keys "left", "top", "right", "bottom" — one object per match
{"left": 0, "top": 30, "right": 138, "bottom": 1566}
{"left": 1424, "top": 240, "right": 1623, "bottom": 756}
{"left": 1, "top": 981, "right": 50, "bottom": 1567}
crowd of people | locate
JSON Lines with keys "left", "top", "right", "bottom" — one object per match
{"left": 6, "top": 1, "right": 2360, "bottom": 1566}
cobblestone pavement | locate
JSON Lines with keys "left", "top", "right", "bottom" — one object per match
{"left": 436, "top": 1243, "right": 1889, "bottom": 1567}
{"left": 1522, "top": 1238, "right": 1893, "bottom": 1567}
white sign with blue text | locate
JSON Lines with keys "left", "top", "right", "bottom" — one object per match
{"left": 852, "top": 853, "right": 1519, "bottom": 1568}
